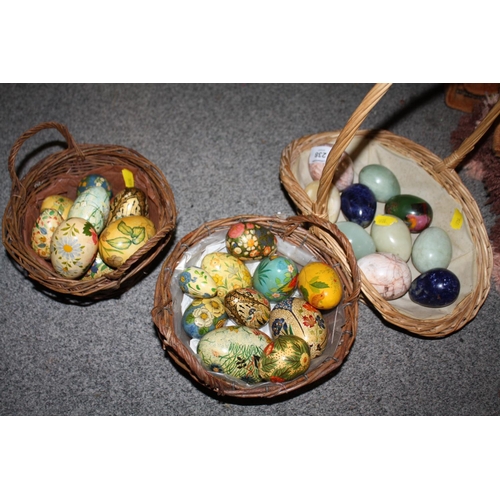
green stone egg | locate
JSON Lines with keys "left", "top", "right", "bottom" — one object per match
{"left": 411, "top": 227, "right": 452, "bottom": 273}
{"left": 359, "top": 163, "right": 401, "bottom": 203}
{"left": 336, "top": 221, "right": 376, "bottom": 260}
{"left": 370, "top": 214, "right": 413, "bottom": 262}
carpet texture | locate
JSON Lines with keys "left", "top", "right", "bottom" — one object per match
{"left": 1, "top": 83, "right": 499, "bottom": 416}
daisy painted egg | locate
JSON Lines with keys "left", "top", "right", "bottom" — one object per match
{"left": 178, "top": 266, "right": 217, "bottom": 298}
{"left": 31, "top": 208, "right": 63, "bottom": 260}
{"left": 258, "top": 335, "right": 311, "bottom": 382}
{"left": 67, "top": 186, "right": 110, "bottom": 234}
{"left": 201, "top": 252, "right": 252, "bottom": 300}
{"left": 252, "top": 255, "right": 299, "bottom": 302}
{"left": 40, "top": 195, "right": 74, "bottom": 220}
{"left": 182, "top": 297, "right": 228, "bottom": 339}
{"left": 98, "top": 215, "right": 156, "bottom": 269}
{"left": 224, "top": 287, "right": 271, "bottom": 328}
{"left": 269, "top": 297, "right": 327, "bottom": 358}
{"left": 76, "top": 174, "right": 112, "bottom": 198}
{"left": 197, "top": 325, "right": 272, "bottom": 384}
{"left": 225, "top": 222, "right": 277, "bottom": 260}
{"left": 297, "top": 261, "right": 343, "bottom": 310}
{"left": 50, "top": 217, "right": 99, "bottom": 279}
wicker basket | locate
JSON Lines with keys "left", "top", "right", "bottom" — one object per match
{"left": 280, "top": 83, "right": 499, "bottom": 338}
{"left": 152, "top": 214, "right": 360, "bottom": 398}
{"left": 2, "top": 121, "right": 177, "bottom": 299}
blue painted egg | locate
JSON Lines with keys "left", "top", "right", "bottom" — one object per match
{"left": 182, "top": 297, "right": 228, "bottom": 339}
{"left": 252, "top": 255, "right": 299, "bottom": 302}
{"left": 409, "top": 268, "right": 460, "bottom": 308}
{"left": 340, "top": 183, "right": 377, "bottom": 228}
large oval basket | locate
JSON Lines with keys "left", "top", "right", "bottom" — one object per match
{"left": 151, "top": 214, "right": 360, "bottom": 399}
{"left": 280, "top": 84, "right": 499, "bottom": 338}
{"left": 2, "top": 122, "right": 177, "bottom": 300}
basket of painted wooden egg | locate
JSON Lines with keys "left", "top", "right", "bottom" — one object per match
{"left": 280, "top": 83, "right": 499, "bottom": 338}
{"left": 2, "top": 121, "right": 177, "bottom": 299}
{"left": 151, "top": 214, "right": 360, "bottom": 399}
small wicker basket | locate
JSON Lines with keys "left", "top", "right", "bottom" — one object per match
{"left": 2, "top": 121, "right": 177, "bottom": 300}
{"left": 152, "top": 214, "right": 360, "bottom": 399}
{"left": 280, "top": 84, "right": 499, "bottom": 338}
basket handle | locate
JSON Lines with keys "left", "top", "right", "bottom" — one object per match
{"left": 8, "top": 121, "right": 84, "bottom": 194}
{"left": 434, "top": 97, "right": 500, "bottom": 173}
{"left": 314, "top": 83, "right": 392, "bottom": 218}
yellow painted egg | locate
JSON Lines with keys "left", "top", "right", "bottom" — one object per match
{"left": 50, "top": 217, "right": 99, "bottom": 279}
{"left": 297, "top": 261, "right": 343, "bottom": 310}
{"left": 40, "top": 195, "right": 74, "bottom": 220}
{"left": 98, "top": 215, "right": 156, "bottom": 269}
{"left": 201, "top": 252, "right": 252, "bottom": 299}
{"left": 31, "top": 208, "right": 63, "bottom": 260}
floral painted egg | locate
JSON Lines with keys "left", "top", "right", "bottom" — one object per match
{"left": 308, "top": 144, "right": 354, "bottom": 191}
{"left": 252, "top": 255, "right": 299, "bottom": 302}
{"left": 82, "top": 252, "right": 114, "bottom": 280}
{"left": 269, "top": 297, "right": 327, "bottom": 358}
{"left": 358, "top": 163, "right": 401, "bottom": 203}
{"left": 197, "top": 325, "right": 272, "bottom": 384}
{"left": 258, "top": 335, "right": 311, "bottom": 383}
{"left": 182, "top": 297, "right": 228, "bottom": 339}
{"left": 340, "top": 183, "right": 377, "bottom": 228}
{"left": 411, "top": 227, "right": 452, "bottom": 273}
{"left": 178, "top": 266, "right": 217, "bottom": 298}
{"left": 76, "top": 174, "right": 112, "bottom": 198}
{"left": 201, "top": 252, "right": 252, "bottom": 299}
{"left": 336, "top": 221, "right": 376, "bottom": 260}
{"left": 298, "top": 261, "right": 343, "bottom": 310}
{"left": 67, "top": 186, "right": 110, "bottom": 234}
{"left": 409, "top": 268, "right": 460, "bottom": 308}
{"left": 98, "top": 215, "right": 156, "bottom": 268}
{"left": 224, "top": 287, "right": 271, "bottom": 328}
{"left": 40, "top": 195, "right": 74, "bottom": 220}
{"left": 357, "top": 252, "right": 412, "bottom": 300}
{"left": 370, "top": 214, "right": 413, "bottom": 262}
{"left": 304, "top": 180, "right": 341, "bottom": 223}
{"left": 50, "top": 217, "right": 99, "bottom": 279}
{"left": 31, "top": 208, "right": 63, "bottom": 260}
{"left": 385, "top": 194, "right": 433, "bottom": 233}
{"left": 225, "top": 222, "right": 277, "bottom": 261}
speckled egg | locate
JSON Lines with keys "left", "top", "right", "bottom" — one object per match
{"left": 98, "top": 215, "right": 156, "bottom": 268}
{"left": 67, "top": 186, "right": 110, "bottom": 234}
{"left": 197, "top": 325, "right": 272, "bottom": 384}
{"left": 225, "top": 222, "right": 277, "bottom": 260}
{"left": 269, "top": 297, "right": 327, "bottom": 358}
{"left": 358, "top": 163, "right": 401, "bottom": 203}
{"left": 252, "top": 255, "right": 299, "bottom": 302}
{"left": 297, "top": 261, "right": 343, "bottom": 310}
{"left": 82, "top": 252, "right": 114, "bottom": 280}
{"left": 409, "top": 268, "right": 460, "bottom": 308}
{"left": 31, "top": 208, "right": 64, "bottom": 259}
{"left": 370, "top": 214, "right": 413, "bottom": 262}
{"left": 201, "top": 252, "right": 253, "bottom": 299}
{"left": 182, "top": 297, "right": 228, "bottom": 339}
{"left": 357, "top": 252, "right": 412, "bottom": 300}
{"left": 50, "top": 217, "right": 99, "bottom": 279}
{"left": 40, "top": 195, "right": 74, "bottom": 220}
{"left": 178, "top": 266, "right": 218, "bottom": 298}
{"left": 411, "top": 227, "right": 453, "bottom": 273}
{"left": 336, "top": 221, "right": 376, "bottom": 260}
{"left": 76, "top": 174, "right": 112, "bottom": 198}
{"left": 340, "top": 183, "right": 377, "bottom": 228}
{"left": 224, "top": 287, "right": 271, "bottom": 328}
{"left": 258, "top": 335, "right": 311, "bottom": 383}
{"left": 385, "top": 194, "right": 433, "bottom": 233}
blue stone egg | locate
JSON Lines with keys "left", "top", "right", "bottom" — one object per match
{"left": 340, "top": 183, "right": 377, "bottom": 228}
{"left": 409, "top": 268, "right": 460, "bottom": 308}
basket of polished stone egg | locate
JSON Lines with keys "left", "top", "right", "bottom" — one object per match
{"left": 280, "top": 83, "right": 500, "bottom": 338}
{"left": 2, "top": 121, "right": 177, "bottom": 299}
{"left": 152, "top": 214, "right": 360, "bottom": 398}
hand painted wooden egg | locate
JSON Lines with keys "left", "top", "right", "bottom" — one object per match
{"left": 197, "top": 325, "right": 272, "bottom": 384}
{"left": 178, "top": 266, "right": 218, "bottom": 298}
{"left": 225, "top": 222, "right": 277, "bottom": 260}
{"left": 297, "top": 261, "right": 343, "bottom": 310}
{"left": 358, "top": 163, "right": 401, "bottom": 203}
{"left": 269, "top": 297, "right": 327, "bottom": 358}
{"left": 82, "top": 252, "right": 114, "bottom": 280}
{"left": 385, "top": 194, "right": 433, "bottom": 233}
{"left": 258, "top": 334, "right": 311, "bottom": 383}
{"left": 40, "top": 195, "right": 74, "bottom": 220}
{"left": 182, "top": 297, "right": 228, "bottom": 339}
{"left": 224, "top": 287, "right": 271, "bottom": 328}
{"left": 50, "top": 217, "right": 99, "bottom": 279}
{"left": 76, "top": 174, "right": 112, "bottom": 198}
{"left": 67, "top": 186, "right": 110, "bottom": 234}
{"left": 409, "top": 268, "right": 460, "bottom": 308}
{"left": 252, "top": 255, "right": 299, "bottom": 302}
{"left": 201, "top": 252, "right": 252, "bottom": 299}
{"left": 107, "top": 169, "right": 148, "bottom": 223}
{"left": 340, "top": 183, "right": 377, "bottom": 228}
{"left": 31, "top": 208, "right": 63, "bottom": 260}
{"left": 98, "top": 215, "right": 156, "bottom": 268}
{"left": 370, "top": 214, "right": 413, "bottom": 262}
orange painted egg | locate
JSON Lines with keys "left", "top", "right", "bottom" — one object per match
{"left": 297, "top": 261, "right": 343, "bottom": 310}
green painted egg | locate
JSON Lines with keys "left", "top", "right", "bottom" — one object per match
{"left": 225, "top": 222, "right": 277, "bottom": 260}
{"left": 182, "top": 297, "right": 228, "bottom": 339}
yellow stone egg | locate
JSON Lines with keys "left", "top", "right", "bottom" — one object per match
{"left": 40, "top": 195, "right": 74, "bottom": 220}
{"left": 98, "top": 215, "right": 156, "bottom": 268}
{"left": 297, "top": 261, "right": 343, "bottom": 310}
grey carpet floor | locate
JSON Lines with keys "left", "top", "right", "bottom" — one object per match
{"left": 1, "top": 83, "right": 499, "bottom": 415}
